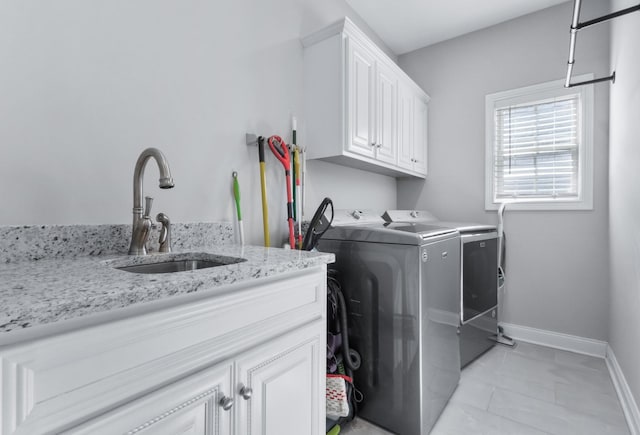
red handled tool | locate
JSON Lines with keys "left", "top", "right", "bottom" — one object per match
{"left": 268, "top": 135, "right": 295, "bottom": 249}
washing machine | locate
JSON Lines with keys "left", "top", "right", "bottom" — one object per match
{"left": 318, "top": 210, "right": 461, "bottom": 435}
{"left": 383, "top": 210, "right": 499, "bottom": 368}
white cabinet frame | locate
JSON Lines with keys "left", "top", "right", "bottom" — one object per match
{"left": 303, "top": 17, "right": 429, "bottom": 178}
{"left": 0, "top": 268, "right": 327, "bottom": 435}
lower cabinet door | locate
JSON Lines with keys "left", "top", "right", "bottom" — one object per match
{"left": 65, "top": 363, "right": 233, "bottom": 435}
{"left": 234, "top": 323, "right": 323, "bottom": 435}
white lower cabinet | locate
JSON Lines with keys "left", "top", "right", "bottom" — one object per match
{"left": 235, "top": 325, "right": 322, "bottom": 434}
{"left": 67, "top": 363, "right": 234, "bottom": 435}
{"left": 0, "top": 268, "right": 327, "bottom": 435}
{"left": 66, "top": 322, "right": 322, "bottom": 435}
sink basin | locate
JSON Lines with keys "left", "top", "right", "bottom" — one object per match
{"left": 115, "top": 255, "right": 246, "bottom": 274}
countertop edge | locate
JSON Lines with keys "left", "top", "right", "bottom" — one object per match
{"left": 0, "top": 264, "right": 330, "bottom": 348}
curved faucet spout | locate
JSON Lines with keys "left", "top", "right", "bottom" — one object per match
{"left": 129, "top": 148, "right": 174, "bottom": 255}
{"left": 132, "top": 148, "right": 174, "bottom": 218}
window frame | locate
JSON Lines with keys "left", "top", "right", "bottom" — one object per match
{"left": 484, "top": 74, "right": 594, "bottom": 211}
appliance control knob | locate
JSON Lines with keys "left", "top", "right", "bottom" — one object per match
{"left": 351, "top": 210, "right": 361, "bottom": 220}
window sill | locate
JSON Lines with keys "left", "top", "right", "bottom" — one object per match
{"left": 485, "top": 199, "right": 593, "bottom": 212}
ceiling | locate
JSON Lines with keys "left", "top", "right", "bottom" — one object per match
{"left": 345, "top": 0, "right": 570, "bottom": 54}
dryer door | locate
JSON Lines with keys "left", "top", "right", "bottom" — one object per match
{"left": 461, "top": 233, "right": 498, "bottom": 324}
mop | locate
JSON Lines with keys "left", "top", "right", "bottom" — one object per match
{"left": 489, "top": 202, "right": 516, "bottom": 347}
{"left": 245, "top": 133, "right": 270, "bottom": 247}
{"left": 292, "top": 117, "right": 303, "bottom": 249}
{"left": 232, "top": 171, "right": 244, "bottom": 246}
{"left": 267, "top": 135, "right": 296, "bottom": 249}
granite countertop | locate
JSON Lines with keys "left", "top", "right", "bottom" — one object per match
{"left": 0, "top": 224, "right": 334, "bottom": 346}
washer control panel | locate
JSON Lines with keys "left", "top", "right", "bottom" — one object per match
{"left": 382, "top": 210, "right": 438, "bottom": 223}
{"left": 331, "top": 209, "right": 386, "bottom": 226}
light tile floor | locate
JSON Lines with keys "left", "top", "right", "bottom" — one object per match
{"left": 339, "top": 342, "right": 629, "bottom": 435}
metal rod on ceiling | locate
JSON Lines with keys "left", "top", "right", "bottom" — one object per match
{"left": 570, "top": 0, "right": 582, "bottom": 28}
{"left": 567, "top": 72, "right": 616, "bottom": 88}
{"left": 564, "top": 0, "right": 640, "bottom": 88}
{"left": 565, "top": 0, "right": 585, "bottom": 88}
{"left": 577, "top": 3, "right": 640, "bottom": 29}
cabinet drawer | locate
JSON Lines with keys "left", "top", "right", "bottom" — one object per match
{"left": 0, "top": 268, "right": 326, "bottom": 435}
{"left": 67, "top": 321, "right": 325, "bottom": 435}
{"left": 65, "top": 362, "right": 233, "bottom": 435}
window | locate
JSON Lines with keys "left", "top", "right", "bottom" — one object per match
{"left": 485, "top": 75, "right": 594, "bottom": 210}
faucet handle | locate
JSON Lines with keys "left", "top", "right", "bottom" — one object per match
{"left": 144, "top": 196, "right": 154, "bottom": 218}
{"left": 156, "top": 213, "right": 172, "bottom": 253}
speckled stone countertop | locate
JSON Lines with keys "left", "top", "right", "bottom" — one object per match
{"left": 0, "top": 224, "right": 333, "bottom": 345}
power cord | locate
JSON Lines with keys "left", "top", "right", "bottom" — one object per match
{"left": 302, "top": 197, "right": 333, "bottom": 251}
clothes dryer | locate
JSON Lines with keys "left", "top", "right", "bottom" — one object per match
{"left": 383, "top": 210, "right": 499, "bottom": 368}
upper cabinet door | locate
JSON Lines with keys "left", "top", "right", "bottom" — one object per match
{"left": 375, "top": 61, "right": 398, "bottom": 165}
{"left": 397, "top": 83, "right": 414, "bottom": 170}
{"left": 346, "top": 37, "right": 376, "bottom": 158}
{"left": 413, "top": 96, "right": 428, "bottom": 175}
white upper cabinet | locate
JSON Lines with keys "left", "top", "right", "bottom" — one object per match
{"left": 346, "top": 37, "right": 376, "bottom": 158}
{"left": 302, "top": 17, "right": 429, "bottom": 178}
{"left": 398, "top": 86, "right": 428, "bottom": 174}
{"left": 375, "top": 60, "right": 398, "bottom": 165}
{"left": 413, "top": 95, "right": 429, "bottom": 174}
{"left": 397, "top": 82, "right": 415, "bottom": 170}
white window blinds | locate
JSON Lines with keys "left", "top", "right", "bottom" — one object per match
{"left": 493, "top": 95, "right": 580, "bottom": 200}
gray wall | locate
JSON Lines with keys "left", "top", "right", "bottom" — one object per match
{"left": 397, "top": 2, "right": 611, "bottom": 340}
{"left": 0, "top": 0, "right": 397, "bottom": 245}
{"left": 609, "top": 0, "right": 640, "bottom": 412}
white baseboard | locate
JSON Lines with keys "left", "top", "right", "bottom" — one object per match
{"left": 606, "top": 346, "right": 640, "bottom": 435}
{"left": 499, "top": 322, "right": 608, "bottom": 358}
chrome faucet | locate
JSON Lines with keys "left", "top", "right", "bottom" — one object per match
{"left": 128, "top": 148, "right": 174, "bottom": 255}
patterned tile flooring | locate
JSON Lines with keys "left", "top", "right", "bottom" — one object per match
{"left": 340, "top": 342, "right": 629, "bottom": 434}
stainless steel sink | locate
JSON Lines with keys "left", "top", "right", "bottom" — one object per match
{"left": 115, "top": 256, "right": 245, "bottom": 274}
